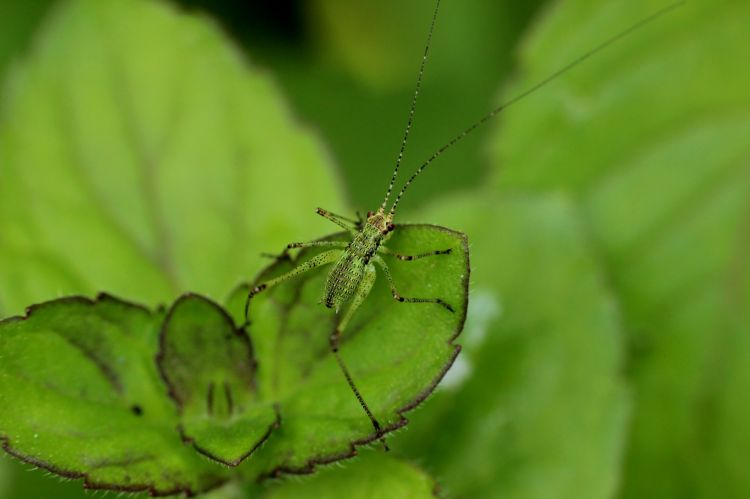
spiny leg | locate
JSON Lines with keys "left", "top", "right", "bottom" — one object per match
{"left": 261, "top": 240, "right": 348, "bottom": 260}
{"left": 329, "top": 264, "right": 389, "bottom": 450}
{"left": 380, "top": 246, "right": 452, "bottom": 261}
{"left": 372, "top": 255, "right": 454, "bottom": 312}
{"left": 243, "top": 249, "right": 341, "bottom": 327}
{"left": 316, "top": 207, "right": 358, "bottom": 234}
{"left": 286, "top": 241, "right": 348, "bottom": 251}
{"left": 318, "top": 207, "right": 360, "bottom": 226}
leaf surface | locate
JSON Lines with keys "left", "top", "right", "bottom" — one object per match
{"left": 0, "top": 0, "right": 54, "bottom": 80}
{"left": 489, "top": 1, "right": 750, "bottom": 496}
{"left": 260, "top": 451, "right": 437, "bottom": 499}
{"left": 158, "top": 294, "right": 279, "bottom": 466}
{"left": 0, "top": 0, "right": 471, "bottom": 492}
{"left": 226, "top": 224, "right": 469, "bottom": 479}
{"left": 397, "top": 194, "right": 628, "bottom": 499}
{"left": 0, "top": 294, "right": 229, "bottom": 495}
{"left": 0, "top": 0, "right": 345, "bottom": 316}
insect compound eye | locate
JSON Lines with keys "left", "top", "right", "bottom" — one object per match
{"left": 387, "top": 223, "right": 395, "bottom": 232}
{"left": 367, "top": 211, "right": 375, "bottom": 218}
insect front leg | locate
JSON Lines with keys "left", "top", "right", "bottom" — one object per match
{"left": 243, "top": 249, "right": 341, "bottom": 327}
{"left": 379, "top": 246, "right": 452, "bottom": 261}
{"left": 328, "top": 264, "right": 389, "bottom": 450}
{"left": 316, "top": 207, "right": 358, "bottom": 234}
{"left": 372, "top": 255, "right": 454, "bottom": 312}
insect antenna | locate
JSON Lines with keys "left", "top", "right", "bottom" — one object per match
{"left": 380, "top": 0, "right": 442, "bottom": 212}
{"left": 388, "top": 0, "right": 685, "bottom": 216}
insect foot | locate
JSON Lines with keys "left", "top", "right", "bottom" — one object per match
{"left": 391, "top": 292, "right": 455, "bottom": 313}
{"left": 398, "top": 248, "right": 452, "bottom": 260}
{"left": 249, "top": 283, "right": 267, "bottom": 298}
{"left": 435, "top": 298, "right": 455, "bottom": 313}
{"left": 242, "top": 283, "right": 268, "bottom": 327}
{"left": 329, "top": 327, "right": 390, "bottom": 451}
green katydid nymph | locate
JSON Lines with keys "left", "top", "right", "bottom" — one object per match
{"left": 242, "top": 0, "right": 684, "bottom": 450}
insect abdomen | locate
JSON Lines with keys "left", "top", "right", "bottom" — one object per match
{"left": 324, "top": 253, "right": 365, "bottom": 311}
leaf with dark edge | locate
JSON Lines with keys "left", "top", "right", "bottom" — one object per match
{"left": 157, "top": 293, "right": 280, "bottom": 467}
{"left": 396, "top": 193, "right": 629, "bottom": 499}
{"left": 0, "top": 294, "right": 230, "bottom": 496}
{"left": 224, "top": 224, "right": 469, "bottom": 480}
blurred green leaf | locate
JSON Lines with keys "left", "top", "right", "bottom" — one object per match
{"left": 1, "top": 455, "right": 94, "bottom": 499}
{"left": 260, "top": 451, "right": 437, "bottom": 499}
{"left": 0, "top": 294, "right": 229, "bottom": 495}
{"left": 225, "top": 225, "right": 468, "bottom": 479}
{"left": 489, "top": 0, "right": 750, "bottom": 496}
{"left": 0, "top": 0, "right": 346, "bottom": 317}
{"left": 309, "top": 0, "right": 539, "bottom": 90}
{"left": 269, "top": 0, "right": 544, "bottom": 212}
{"left": 398, "top": 193, "right": 628, "bottom": 499}
{"left": 0, "top": 455, "right": 10, "bottom": 498}
{"left": 158, "top": 293, "right": 279, "bottom": 466}
{"left": 0, "top": 0, "right": 56, "bottom": 80}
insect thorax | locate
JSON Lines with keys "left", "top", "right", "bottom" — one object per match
{"left": 323, "top": 211, "right": 392, "bottom": 311}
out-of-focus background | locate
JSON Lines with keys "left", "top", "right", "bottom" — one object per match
{"left": 1, "top": 0, "right": 748, "bottom": 497}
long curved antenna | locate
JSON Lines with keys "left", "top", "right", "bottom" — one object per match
{"left": 389, "top": 0, "right": 685, "bottom": 216}
{"left": 380, "top": 0, "right": 442, "bottom": 212}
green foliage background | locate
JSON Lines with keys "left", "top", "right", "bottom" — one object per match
{"left": 1, "top": 0, "right": 748, "bottom": 497}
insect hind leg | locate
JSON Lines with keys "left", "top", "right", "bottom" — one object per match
{"left": 373, "top": 255, "right": 454, "bottom": 312}
{"left": 329, "top": 264, "right": 389, "bottom": 450}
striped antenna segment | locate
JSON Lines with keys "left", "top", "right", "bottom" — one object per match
{"left": 389, "top": 0, "right": 685, "bottom": 215}
{"left": 381, "top": 0, "right": 442, "bottom": 211}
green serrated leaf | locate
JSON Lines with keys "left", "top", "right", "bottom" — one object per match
{"left": 488, "top": 0, "right": 750, "bottom": 496}
{"left": 158, "top": 293, "right": 279, "bottom": 466}
{"left": 0, "top": 222, "right": 469, "bottom": 491}
{"left": 397, "top": 194, "right": 628, "bottom": 499}
{"left": 0, "top": 0, "right": 345, "bottom": 316}
{"left": 260, "top": 451, "right": 437, "bottom": 499}
{"left": 223, "top": 225, "right": 468, "bottom": 480}
{"left": 0, "top": 294, "right": 229, "bottom": 495}
{"left": 0, "top": 0, "right": 471, "bottom": 492}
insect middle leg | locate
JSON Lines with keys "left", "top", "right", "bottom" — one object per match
{"left": 243, "top": 249, "right": 341, "bottom": 327}
{"left": 328, "top": 263, "right": 390, "bottom": 450}
{"left": 372, "top": 255, "right": 454, "bottom": 312}
{"left": 379, "top": 246, "right": 452, "bottom": 261}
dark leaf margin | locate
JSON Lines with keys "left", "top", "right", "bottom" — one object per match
{"left": 155, "top": 292, "right": 282, "bottom": 467}
{"left": 0, "top": 292, "right": 229, "bottom": 497}
{"left": 231, "top": 223, "right": 471, "bottom": 481}
{"left": 1, "top": 223, "right": 469, "bottom": 490}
